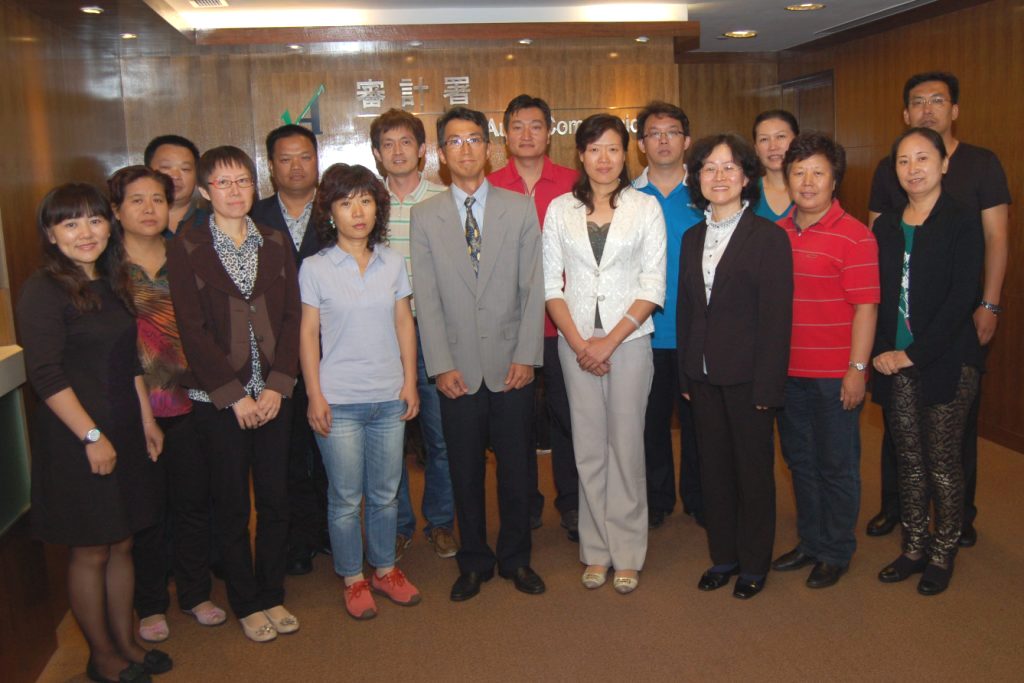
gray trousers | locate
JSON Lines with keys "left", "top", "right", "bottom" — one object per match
{"left": 559, "top": 334, "right": 652, "bottom": 571}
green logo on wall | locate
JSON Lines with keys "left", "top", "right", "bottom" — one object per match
{"left": 281, "top": 84, "right": 326, "bottom": 135}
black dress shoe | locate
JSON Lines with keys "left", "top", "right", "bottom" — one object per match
{"left": 772, "top": 547, "right": 817, "bottom": 572}
{"left": 878, "top": 554, "right": 928, "bottom": 583}
{"left": 285, "top": 551, "right": 314, "bottom": 576}
{"left": 732, "top": 576, "right": 766, "bottom": 600}
{"left": 958, "top": 524, "right": 977, "bottom": 547}
{"left": 648, "top": 509, "right": 669, "bottom": 529}
{"left": 697, "top": 566, "right": 739, "bottom": 591}
{"left": 560, "top": 510, "right": 580, "bottom": 543}
{"left": 917, "top": 562, "right": 953, "bottom": 596}
{"left": 530, "top": 514, "right": 543, "bottom": 530}
{"left": 502, "top": 566, "right": 546, "bottom": 595}
{"left": 806, "top": 562, "right": 846, "bottom": 589}
{"left": 450, "top": 569, "right": 494, "bottom": 601}
{"left": 866, "top": 511, "right": 899, "bottom": 537}
{"left": 139, "top": 649, "right": 173, "bottom": 675}
{"left": 86, "top": 661, "right": 151, "bottom": 683}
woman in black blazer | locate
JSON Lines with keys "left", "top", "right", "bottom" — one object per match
{"left": 871, "top": 127, "right": 983, "bottom": 596}
{"left": 676, "top": 134, "right": 793, "bottom": 600}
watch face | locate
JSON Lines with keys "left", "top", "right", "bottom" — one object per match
{"left": 85, "top": 428, "right": 101, "bottom": 443}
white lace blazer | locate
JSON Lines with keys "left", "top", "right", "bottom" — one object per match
{"left": 542, "top": 186, "right": 667, "bottom": 343}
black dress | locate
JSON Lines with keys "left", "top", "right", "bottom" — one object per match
{"left": 17, "top": 272, "right": 159, "bottom": 546}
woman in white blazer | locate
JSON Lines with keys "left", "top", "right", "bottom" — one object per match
{"left": 543, "top": 114, "right": 666, "bottom": 594}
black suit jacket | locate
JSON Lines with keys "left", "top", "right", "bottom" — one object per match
{"left": 871, "top": 192, "right": 983, "bottom": 407}
{"left": 250, "top": 194, "right": 322, "bottom": 264}
{"left": 676, "top": 209, "right": 793, "bottom": 407}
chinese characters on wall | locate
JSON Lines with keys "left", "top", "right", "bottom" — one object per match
{"left": 356, "top": 75, "right": 471, "bottom": 110}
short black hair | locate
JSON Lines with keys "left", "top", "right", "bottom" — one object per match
{"left": 197, "top": 146, "right": 258, "bottom": 188}
{"left": 370, "top": 109, "right": 426, "bottom": 150}
{"left": 108, "top": 165, "right": 175, "bottom": 208}
{"left": 314, "top": 164, "right": 390, "bottom": 251}
{"left": 144, "top": 134, "right": 200, "bottom": 167}
{"left": 572, "top": 114, "right": 631, "bottom": 213}
{"left": 637, "top": 101, "right": 691, "bottom": 139}
{"left": 890, "top": 127, "right": 948, "bottom": 169}
{"left": 502, "top": 94, "right": 553, "bottom": 135}
{"left": 752, "top": 110, "right": 800, "bottom": 141}
{"left": 685, "top": 133, "right": 763, "bottom": 211}
{"left": 265, "top": 124, "right": 318, "bottom": 160}
{"left": 783, "top": 132, "right": 846, "bottom": 197}
{"left": 902, "top": 71, "right": 959, "bottom": 107}
{"left": 436, "top": 107, "right": 489, "bottom": 146}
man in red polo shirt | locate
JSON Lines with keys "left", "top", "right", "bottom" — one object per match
{"left": 488, "top": 94, "right": 579, "bottom": 541}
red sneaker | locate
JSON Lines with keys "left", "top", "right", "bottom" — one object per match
{"left": 343, "top": 579, "right": 378, "bottom": 620}
{"left": 372, "top": 568, "right": 422, "bottom": 606}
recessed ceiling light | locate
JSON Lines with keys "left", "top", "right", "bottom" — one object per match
{"left": 635, "top": 36, "right": 650, "bottom": 43}
{"left": 518, "top": 38, "right": 533, "bottom": 45}
{"left": 120, "top": 33, "right": 137, "bottom": 39}
{"left": 723, "top": 30, "right": 758, "bottom": 39}
{"left": 608, "top": 51, "right": 619, "bottom": 58}
{"left": 80, "top": 6, "right": 104, "bottom": 14}
{"left": 785, "top": 3, "right": 825, "bottom": 10}
{"left": 405, "top": 55, "right": 415, "bottom": 63}
{"left": 505, "top": 53, "right": 515, "bottom": 61}
{"left": 409, "top": 40, "right": 423, "bottom": 47}
{"left": 287, "top": 44, "right": 302, "bottom": 50}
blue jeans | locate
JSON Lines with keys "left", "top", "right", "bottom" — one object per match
{"left": 316, "top": 400, "right": 406, "bottom": 577}
{"left": 396, "top": 335, "right": 455, "bottom": 537}
{"left": 777, "top": 377, "right": 861, "bottom": 566}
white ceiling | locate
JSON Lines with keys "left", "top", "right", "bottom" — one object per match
{"left": 153, "top": 0, "right": 937, "bottom": 51}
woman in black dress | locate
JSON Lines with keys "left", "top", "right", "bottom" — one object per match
{"left": 17, "top": 184, "right": 170, "bottom": 682}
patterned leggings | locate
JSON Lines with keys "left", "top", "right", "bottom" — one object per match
{"left": 887, "top": 365, "right": 979, "bottom": 564}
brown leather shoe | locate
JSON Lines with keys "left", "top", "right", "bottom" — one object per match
{"left": 428, "top": 527, "right": 459, "bottom": 559}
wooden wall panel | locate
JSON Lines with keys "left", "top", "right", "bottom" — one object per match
{"left": 121, "top": 38, "right": 679, "bottom": 199}
{"left": 677, "top": 57, "right": 781, "bottom": 140}
{"left": 781, "top": 0, "right": 1023, "bottom": 451}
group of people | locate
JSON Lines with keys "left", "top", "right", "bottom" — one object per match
{"left": 16, "top": 69, "right": 1008, "bottom": 682}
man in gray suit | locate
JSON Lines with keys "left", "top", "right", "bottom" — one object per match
{"left": 411, "top": 107, "right": 546, "bottom": 601}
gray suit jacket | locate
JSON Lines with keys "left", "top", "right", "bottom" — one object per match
{"left": 411, "top": 185, "right": 545, "bottom": 393}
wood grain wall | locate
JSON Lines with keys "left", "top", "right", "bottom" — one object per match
{"left": 780, "top": 0, "right": 1023, "bottom": 451}
{"left": 0, "top": 4, "right": 129, "bottom": 680}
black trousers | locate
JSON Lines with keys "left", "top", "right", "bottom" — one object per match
{"left": 192, "top": 400, "right": 292, "bottom": 618}
{"left": 286, "top": 376, "right": 328, "bottom": 557}
{"left": 544, "top": 336, "right": 579, "bottom": 513}
{"left": 688, "top": 380, "right": 776, "bottom": 577}
{"left": 644, "top": 348, "right": 702, "bottom": 516}
{"left": 878, "top": 374, "right": 982, "bottom": 528}
{"left": 133, "top": 412, "right": 215, "bottom": 616}
{"left": 439, "top": 383, "right": 533, "bottom": 575}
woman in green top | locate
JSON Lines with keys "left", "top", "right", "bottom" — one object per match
{"left": 870, "top": 127, "right": 983, "bottom": 596}
{"left": 752, "top": 110, "right": 798, "bottom": 221}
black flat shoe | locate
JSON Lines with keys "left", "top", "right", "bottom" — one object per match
{"left": 958, "top": 524, "right": 977, "bottom": 547}
{"left": 878, "top": 554, "right": 928, "bottom": 583}
{"left": 86, "top": 661, "right": 151, "bottom": 683}
{"left": 450, "top": 569, "right": 494, "bottom": 602}
{"left": 560, "top": 510, "right": 580, "bottom": 543}
{"left": 866, "top": 511, "right": 899, "bottom": 537}
{"left": 648, "top": 509, "right": 669, "bottom": 529}
{"left": 285, "top": 547, "right": 314, "bottom": 576}
{"left": 732, "top": 576, "right": 766, "bottom": 600}
{"left": 772, "top": 547, "right": 817, "bottom": 572}
{"left": 697, "top": 566, "right": 739, "bottom": 591}
{"left": 501, "top": 566, "right": 546, "bottom": 595}
{"left": 806, "top": 562, "right": 846, "bottom": 589}
{"left": 138, "top": 649, "right": 172, "bottom": 675}
{"left": 917, "top": 562, "right": 953, "bottom": 596}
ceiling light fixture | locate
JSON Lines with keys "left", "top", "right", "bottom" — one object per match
{"left": 785, "top": 3, "right": 825, "bottom": 10}
{"left": 518, "top": 38, "right": 533, "bottom": 45}
{"left": 635, "top": 35, "right": 650, "bottom": 43}
{"left": 120, "top": 33, "right": 137, "bottom": 39}
{"left": 409, "top": 40, "right": 423, "bottom": 47}
{"left": 286, "top": 44, "right": 302, "bottom": 50}
{"left": 80, "top": 6, "right": 104, "bottom": 14}
{"left": 723, "top": 30, "right": 758, "bottom": 39}
{"left": 506, "top": 53, "right": 515, "bottom": 61}
{"left": 609, "top": 51, "right": 620, "bottom": 58}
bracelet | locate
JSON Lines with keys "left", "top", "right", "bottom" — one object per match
{"left": 623, "top": 313, "right": 641, "bottom": 330}
{"left": 979, "top": 300, "right": 1002, "bottom": 316}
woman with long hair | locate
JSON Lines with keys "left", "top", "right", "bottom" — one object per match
{"left": 543, "top": 114, "right": 666, "bottom": 594}
{"left": 109, "top": 166, "right": 227, "bottom": 643}
{"left": 299, "top": 163, "right": 421, "bottom": 620}
{"left": 17, "top": 183, "right": 169, "bottom": 682}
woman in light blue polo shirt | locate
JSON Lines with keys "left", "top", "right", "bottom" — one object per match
{"left": 298, "top": 164, "right": 422, "bottom": 620}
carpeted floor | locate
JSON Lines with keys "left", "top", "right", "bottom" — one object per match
{"left": 37, "top": 403, "right": 1024, "bottom": 682}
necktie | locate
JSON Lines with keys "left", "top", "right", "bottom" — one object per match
{"left": 464, "top": 196, "right": 481, "bottom": 276}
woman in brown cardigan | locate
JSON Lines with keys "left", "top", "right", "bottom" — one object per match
{"left": 166, "top": 146, "right": 302, "bottom": 643}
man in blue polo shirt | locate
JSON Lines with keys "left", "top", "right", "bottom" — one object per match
{"left": 633, "top": 101, "right": 704, "bottom": 530}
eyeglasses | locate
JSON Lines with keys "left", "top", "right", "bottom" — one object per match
{"left": 699, "top": 163, "right": 742, "bottom": 178}
{"left": 643, "top": 130, "right": 685, "bottom": 141}
{"left": 444, "top": 136, "right": 485, "bottom": 149}
{"left": 908, "top": 96, "right": 950, "bottom": 108}
{"left": 209, "top": 177, "right": 254, "bottom": 190}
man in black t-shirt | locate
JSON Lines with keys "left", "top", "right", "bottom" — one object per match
{"left": 866, "top": 71, "right": 1011, "bottom": 547}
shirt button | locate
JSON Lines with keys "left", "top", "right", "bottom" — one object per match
{"left": 594, "top": 270, "right": 600, "bottom": 277}
{"left": 598, "top": 295, "right": 605, "bottom": 301}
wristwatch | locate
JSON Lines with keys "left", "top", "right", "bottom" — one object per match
{"left": 979, "top": 300, "right": 1002, "bottom": 316}
{"left": 848, "top": 361, "right": 867, "bottom": 372}
{"left": 82, "top": 428, "right": 102, "bottom": 445}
